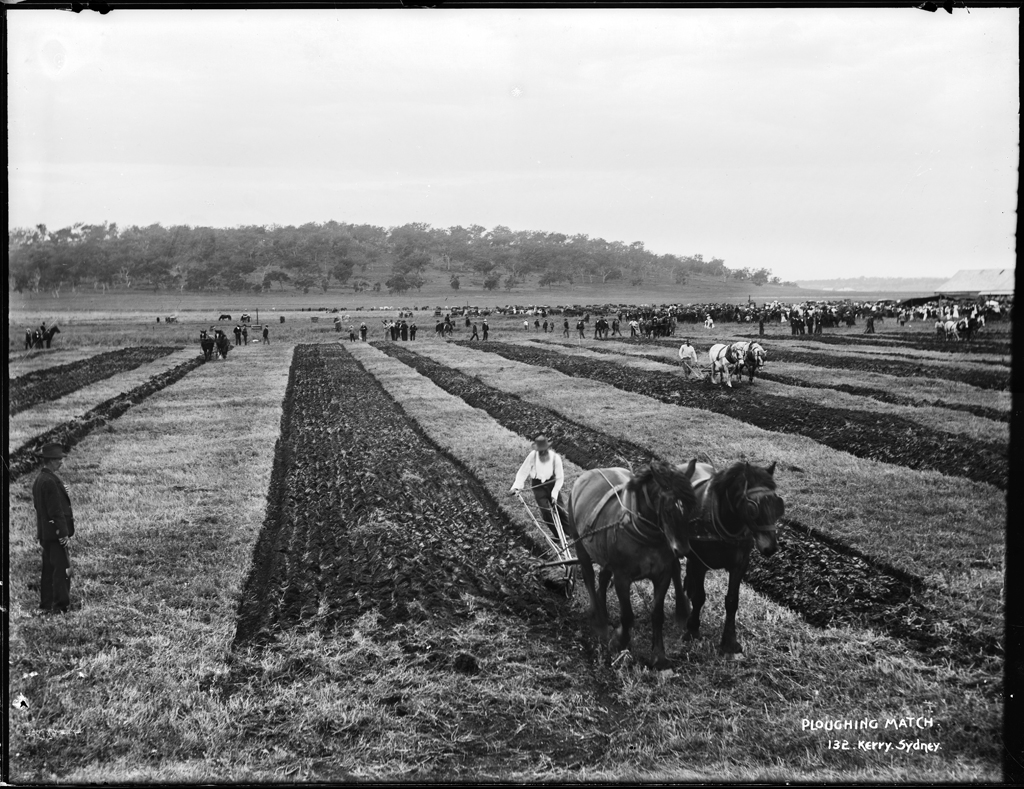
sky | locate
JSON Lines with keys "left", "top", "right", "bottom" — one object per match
{"left": 7, "top": 7, "right": 1019, "bottom": 282}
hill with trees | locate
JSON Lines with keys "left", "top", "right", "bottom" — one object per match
{"left": 8, "top": 221, "right": 794, "bottom": 298}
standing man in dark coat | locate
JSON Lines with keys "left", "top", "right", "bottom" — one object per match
{"left": 233, "top": 324, "right": 243, "bottom": 346}
{"left": 33, "top": 443, "right": 75, "bottom": 615}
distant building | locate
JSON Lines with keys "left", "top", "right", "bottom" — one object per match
{"left": 934, "top": 268, "right": 1015, "bottom": 298}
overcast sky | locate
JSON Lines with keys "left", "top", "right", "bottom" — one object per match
{"left": 7, "top": 7, "right": 1018, "bottom": 282}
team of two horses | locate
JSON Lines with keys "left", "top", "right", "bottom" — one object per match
{"left": 708, "top": 340, "right": 766, "bottom": 387}
{"left": 565, "top": 456, "right": 784, "bottom": 668}
{"left": 199, "top": 329, "right": 231, "bottom": 361}
{"left": 935, "top": 315, "right": 983, "bottom": 342}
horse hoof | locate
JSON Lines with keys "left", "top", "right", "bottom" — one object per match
{"left": 721, "top": 650, "right": 745, "bottom": 661}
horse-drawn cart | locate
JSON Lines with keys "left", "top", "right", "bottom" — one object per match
{"left": 513, "top": 491, "right": 578, "bottom": 597}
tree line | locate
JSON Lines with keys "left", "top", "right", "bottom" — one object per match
{"left": 7, "top": 220, "right": 787, "bottom": 297}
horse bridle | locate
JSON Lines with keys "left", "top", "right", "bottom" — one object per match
{"left": 692, "top": 480, "right": 778, "bottom": 544}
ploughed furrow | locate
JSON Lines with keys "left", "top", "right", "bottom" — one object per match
{"left": 635, "top": 336, "right": 1009, "bottom": 390}
{"left": 464, "top": 341, "right": 1007, "bottom": 491}
{"left": 376, "top": 343, "right": 997, "bottom": 667}
{"left": 550, "top": 341, "right": 1010, "bottom": 424}
{"left": 9, "top": 346, "right": 184, "bottom": 415}
{"left": 734, "top": 330, "right": 1011, "bottom": 357}
{"left": 233, "top": 344, "right": 565, "bottom": 648}
{"left": 6, "top": 356, "right": 206, "bottom": 483}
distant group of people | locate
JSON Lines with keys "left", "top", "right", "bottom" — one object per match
{"left": 468, "top": 319, "right": 490, "bottom": 341}
{"left": 382, "top": 319, "right": 417, "bottom": 341}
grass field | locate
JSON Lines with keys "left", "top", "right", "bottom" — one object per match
{"left": 6, "top": 293, "right": 1011, "bottom": 782}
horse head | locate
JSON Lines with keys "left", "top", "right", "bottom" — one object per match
{"left": 626, "top": 458, "right": 698, "bottom": 557}
{"left": 712, "top": 461, "right": 784, "bottom": 556}
{"left": 744, "top": 343, "right": 765, "bottom": 371}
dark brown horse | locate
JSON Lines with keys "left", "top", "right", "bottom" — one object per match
{"left": 199, "top": 330, "right": 215, "bottom": 361}
{"left": 566, "top": 459, "right": 698, "bottom": 669}
{"left": 673, "top": 460, "right": 784, "bottom": 659}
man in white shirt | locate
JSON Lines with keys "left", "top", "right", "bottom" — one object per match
{"left": 509, "top": 434, "right": 569, "bottom": 539}
{"left": 678, "top": 339, "right": 699, "bottom": 379}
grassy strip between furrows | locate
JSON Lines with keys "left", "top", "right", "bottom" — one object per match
{"left": 472, "top": 339, "right": 1008, "bottom": 492}
{"left": 725, "top": 327, "right": 1013, "bottom": 360}
{"left": 7, "top": 343, "right": 294, "bottom": 783}
{"left": 638, "top": 335, "right": 1010, "bottom": 390}
{"left": 8, "top": 347, "right": 200, "bottom": 452}
{"left": 698, "top": 318, "right": 1011, "bottom": 350}
{"left": 529, "top": 337, "right": 1009, "bottom": 445}
{"left": 718, "top": 332, "right": 1011, "bottom": 366}
{"left": 9, "top": 347, "right": 120, "bottom": 379}
{"left": 348, "top": 342, "right": 999, "bottom": 781}
{"left": 6, "top": 356, "right": 207, "bottom": 483}
{"left": 9, "top": 346, "right": 185, "bottom": 416}
{"left": 405, "top": 341, "right": 1003, "bottom": 590}
{"left": 555, "top": 335, "right": 1013, "bottom": 418}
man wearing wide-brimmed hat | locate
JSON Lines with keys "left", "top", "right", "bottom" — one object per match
{"left": 32, "top": 443, "right": 75, "bottom": 615}
{"left": 509, "top": 433, "right": 569, "bottom": 540}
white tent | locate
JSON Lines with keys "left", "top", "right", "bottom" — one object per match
{"left": 934, "top": 269, "right": 1015, "bottom": 297}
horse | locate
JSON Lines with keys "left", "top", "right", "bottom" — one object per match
{"left": 566, "top": 459, "right": 699, "bottom": 669}
{"left": 672, "top": 460, "right": 784, "bottom": 659}
{"left": 31, "top": 326, "right": 60, "bottom": 349}
{"left": 199, "top": 330, "right": 215, "bottom": 361}
{"left": 733, "top": 341, "right": 766, "bottom": 384}
{"left": 708, "top": 342, "right": 748, "bottom": 387}
{"left": 936, "top": 319, "right": 965, "bottom": 342}
{"left": 219, "top": 314, "right": 232, "bottom": 321}
{"left": 215, "top": 333, "right": 231, "bottom": 360}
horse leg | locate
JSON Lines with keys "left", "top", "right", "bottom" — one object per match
{"left": 573, "top": 543, "right": 609, "bottom": 641}
{"left": 595, "top": 566, "right": 614, "bottom": 642}
{"left": 671, "top": 558, "right": 691, "bottom": 627}
{"left": 609, "top": 573, "right": 634, "bottom": 655}
{"left": 683, "top": 557, "right": 708, "bottom": 641}
{"left": 719, "top": 563, "right": 746, "bottom": 658}
{"left": 650, "top": 570, "right": 674, "bottom": 670}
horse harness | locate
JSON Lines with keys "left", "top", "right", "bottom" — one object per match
{"left": 575, "top": 469, "right": 684, "bottom": 549}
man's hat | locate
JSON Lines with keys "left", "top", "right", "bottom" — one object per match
{"left": 36, "top": 443, "right": 67, "bottom": 459}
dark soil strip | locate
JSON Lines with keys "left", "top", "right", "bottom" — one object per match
{"left": 547, "top": 341, "right": 1010, "bottom": 424}
{"left": 377, "top": 342, "right": 999, "bottom": 667}
{"left": 232, "top": 343, "right": 572, "bottom": 647}
{"left": 463, "top": 341, "right": 1008, "bottom": 491}
{"left": 634, "top": 336, "right": 1010, "bottom": 390}
{"left": 9, "top": 346, "right": 184, "bottom": 415}
{"left": 229, "top": 345, "right": 630, "bottom": 764}
{"left": 6, "top": 356, "right": 206, "bottom": 483}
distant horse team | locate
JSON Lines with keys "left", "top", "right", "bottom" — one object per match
{"left": 935, "top": 315, "right": 983, "bottom": 342}
{"left": 708, "top": 341, "right": 766, "bottom": 387}
{"left": 24, "top": 324, "right": 60, "bottom": 350}
{"left": 199, "top": 329, "right": 231, "bottom": 360}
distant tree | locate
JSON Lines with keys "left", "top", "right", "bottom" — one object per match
{"left": 483, "top": 272, "right": 501, "bottom": 291}
{"left": 450, "top": 275, "right": 460, "bottom": 291}
{"left": 503, "top": 274, "right": 516, "bottom": 292}
{"left": 385, "top": 273, "right": 411, "bottom": 294}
